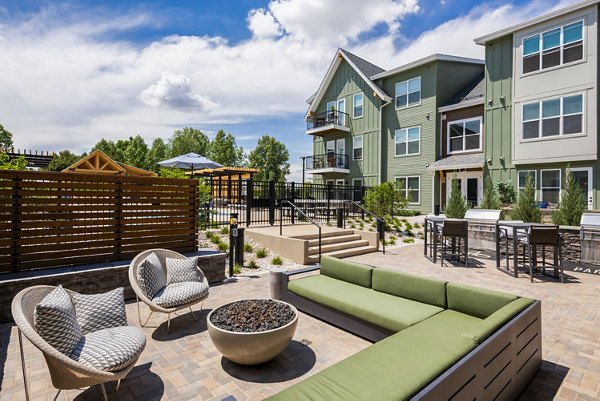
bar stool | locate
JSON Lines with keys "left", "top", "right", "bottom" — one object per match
{"left": 519, "top": 225, "right": 564, "bottom": 283}
{"left": 441, "top": 219, "right": 469, "bottom": 267}
{"left": 497, "top": 220, "right": 526, "bottom": 270}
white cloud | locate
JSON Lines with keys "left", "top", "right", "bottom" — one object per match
{"left": 140, "top": 71, "right": 219, "bottom": 111}
{"left": 248, "top": 9, "right": 283, "bottom": 38}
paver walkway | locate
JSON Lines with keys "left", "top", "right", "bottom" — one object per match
{"left": 0, "top": 243, "right": 599, "bottom": 400}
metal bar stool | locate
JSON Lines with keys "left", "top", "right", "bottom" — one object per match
{"left": 441, "top": 219, "right": 469, "bottom": 267}
{"left": 519, "top": 225, "right": 564, "bottom": 283}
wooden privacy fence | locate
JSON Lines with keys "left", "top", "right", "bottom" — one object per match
{"left": 0, "top": 170, "right": 198, "bottom": 273}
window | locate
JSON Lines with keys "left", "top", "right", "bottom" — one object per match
{"left": 352, "top": 178, "right": 363, "bottom": 187}
{"left": 522, "top": 20, "right": 583, "bottom": 74}
{"left": 447, "top": 117, "right": 482, "bottom": 153}
{"left": 541, "top": 169, "right": 561, "bottom": 204}
{"left": 353, "top": 93, "right": 363, "bottom": 118}
{"left": 353, "top": 135, "right": 363, "bottom": 160}
{"left": 522, "top": 94, "right": 583, "bottom": 139}
{"left": 395, "top": 77, "right": 421, "bottom": 108}
{"left": 395, "top": 126, "right": 420, "bottom": 156}
{"left": 395, "top": 176, "right": 420, "bottom": 204}
{"left": 518, "top": 170, "right": 537, "bottom": 194}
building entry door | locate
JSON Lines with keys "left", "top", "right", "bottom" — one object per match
{"left": 570, "top": 167, "right": 593, "bottom": 209}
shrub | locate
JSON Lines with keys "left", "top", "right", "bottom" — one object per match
{"left": 210, "top": 235, "right": 222, "bottom": 245}
{"left": 364, "top": 182, "right": 408, "bottom": 217}
{"left": 404, "top": 222, "right": 413, "bottom": 231}
{"left": 244, "top": 243, "right": 253, "bottom": 253}
{"left": 395, "top": 209, "right": 421, "bottom": 217}
{"left": 404, "top": 230, "right": 415, "bottom": 237}
{"left": 218, "top": 242, "right": 229, "bottom": 252}
{"left": 350, "top": 223, "right": 356, "bottom": 229}
{"left": 445, "top": 176, "right": 468, "bottom": 218}
{"left": 497, "top": 180, "right": 517, "bottom": 205}
{"left": 552, "top": 169, "right": 585, "bottom": 226}
{"left": 403, "top": 237, "right": 415, "bottom": 244}
{"left": 413, "top": 223, "right": 421, "bottom": 229}
{"left": 271, "top": 256, "right": 283, "bottom": 265}
{"left": 255, "top": 248, "right": 268, "bottom": 258}
{"left": 220, "top": 226, "right": 230, "bottom": 235}
{"left": 247, "top": 260, "right": 258, "bottom": 269}
{"left": 233, "top": 264, "right": 242, "bottom": 275}
{"left": 481, "top": 174, "right": 500, "bottom": 209}
{"left": 401, "top": 218, "right": 409, "bottom": 223}
{"left": 388, "top": 237, "right": 397, "bottom": 245}
{"left": 368, "top": 227, "right": 375, "bottom": 232}
{"left": 511, "top": 175, "right": 541, "bottom": 223}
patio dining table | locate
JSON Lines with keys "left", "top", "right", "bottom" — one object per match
{"left": 495, "top": 221, "right": 537, "bottom": 277}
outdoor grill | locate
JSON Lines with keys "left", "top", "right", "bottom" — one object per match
{"left": 580, "top": 213, "right": 600, "bottom": 264}
{"left": 464, "top": 209, "right": 502, "bottom": 251}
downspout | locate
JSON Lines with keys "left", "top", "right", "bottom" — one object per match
{"left": 379, "top": 97, "right": 392, "bottom": 185}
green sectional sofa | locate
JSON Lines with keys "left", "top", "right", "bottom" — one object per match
{"left": 267, "top": 256, "right": 541, "bottom": 401}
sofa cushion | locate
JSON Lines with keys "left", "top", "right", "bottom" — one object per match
{"left": 447, "top": 283, "right": 518, "bottom": 319}
{"left": 72, "top": 288, "right": 127, "bottom": 335}
{"left": 166, "top": 256, "right": 200, "bottom": 285}
{"left": 266, "top": 317, "right": 476, "bottom": 401}
{"left": 288, "top": 275, "right": 442, "bottom": 332}
{"left": 463, "top": 297, "right": 534, "bottom": 344}
{"left": 34, "top": 286, "right": 83, "bottom": 356}
{"left": 137, "top": 252, "right": 167, "bottom": 299}
{"left": 320, "top": 256, "right": 373, "bottom": 288}
{"left": 70, "top": 326, "right": 146, "bottom": 372}
{"left": 372, "top": 268, "right": 448, "bottom": 308}
{"left": 152, "top": 281, "right": 209, "bottom": 309}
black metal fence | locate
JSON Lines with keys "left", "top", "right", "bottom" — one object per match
{"left": 201, "top": 179, "right": 367, "bottom": 228}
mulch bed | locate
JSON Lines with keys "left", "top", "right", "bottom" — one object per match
{"left": 210, "top": 299, "right": 295, "bottom": 333}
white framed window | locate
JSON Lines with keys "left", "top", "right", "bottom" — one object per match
{"left": 395, "top": 126, "right": 420, "bottom": 156}
{"left": 447, "top": 117, "right": 482, "bottom": 153}
{"left": 353, "top": 135, "right": 363, "bottom": 160}
{"left": 353, "top": 93, "right": 363, "bottom": 118}
{"left": 518, "top": 170, "right": 537, "bottom": 197}
{"left": 522, "top": 20, "right": 584, "bottom": 74}
{"left": 541, "top": 169, "right": 561, "bottom": 204}
{"left": 352, "top": 178, "right": 363, "bottom": 187}
{"left": 395, "top": 176, "right": 420, "bottom": 204}
{"left": 522, "top": 94, "right": 584, "bottom": 140}
{"left": 395, "top": 77, "right": 421, "bottom": 109}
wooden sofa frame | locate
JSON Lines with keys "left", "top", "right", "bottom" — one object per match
{"left": 280, "top": 266, "right": 542, "bottom": 401}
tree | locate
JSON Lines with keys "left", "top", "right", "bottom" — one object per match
{"left": 481, "top": 173, "right": 500, "bottom": 210}
{"left": 208, "top": 129, "right": 245, "bottom": 166}
{"left": 511, "top": 175, "right": 541, "bottom": 223}
{"left": 147, "top": 138, "right": 169, "bottom": 172}
{"left": 0, "top": 124, "right": 13, "bottom": 148}
{"left": 248, "top": 135, "right": 290, "bottom": 182}
{"left": 445, "top": 176, "right": 468, "bottom": 218}
{"left": 552, "top": 169, "right": 585, "bottom": 226}
{"left": 0, "top": 152, "right": 26, "bottom": 170}
{"left": 496, "top": 180, "right": 516, "bottom": 205}
{"left": 124, "top": 135, "right": 149, "bottom": 169}
{"left": 159, "top": 167, "right": 187, "bottom": 178}
{"left": 168, "top": 127, "right": 209, "bottom": 157}
{"left": 92, "top": 138, "right": 128, "bottom": 163}
{"left": 46, "top": 150, "right": 80, "bottom": 171}
{"left": 364, "top": 182, "right": 407, "bottom": 217}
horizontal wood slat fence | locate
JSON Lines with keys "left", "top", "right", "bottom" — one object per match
{"left": 0, "top": 170, "right": 198, "bottom": 273}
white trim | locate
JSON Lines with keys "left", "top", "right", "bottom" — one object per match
{"left": 447, "top": 117, "right": 483, "bottom": 154}
{"left": 395, "top": 76, "right": 422, "bottom": 110}
{"left": 427, "top": 162, "right": 483, "bottom": 172}
{"left": 540, "top": 168, "right": 562, "bottom": 204}
{"left": 353, "top": 92, "right": 364, "bottom": 119}
{"left": 437, "top": 98, "right": 484, "bottom": 113}
{"left": 569, "top": 166, "right": 593, "bottom": 209}
{"left": 520, "top": 92, "right": 585, "bottom": 142}
{"left": 394, "top": 175, "right": 421, "bottom": 205}
{"left": 371, "top": 54, "right": 484, "bottom": 79}
{"left": 353, "top": 135, "right": 363, "bottom": 160}
{"left": 394, "top": 126, "right": 421, "bottom": 157}
{"left": 474, "top": 0, "right": 598, "bottom": 45}
{"left": 517, "top": 170, "right": 538, "bottom": 191}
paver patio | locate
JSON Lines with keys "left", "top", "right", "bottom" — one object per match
{"left": 1, "top": 243, "right": 599, "bottom": 400}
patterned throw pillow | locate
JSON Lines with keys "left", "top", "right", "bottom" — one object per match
{"left": 136, "top": 252, "right": 167, "bottom": 299}
{"left": 34, "top": 285, "right": 83, "bottom": 356}
{"left": 166, "top": 257, "right": 200, "bottom": 284}
{"left": 72, "top": 288, "right": 127, "bottom": 335}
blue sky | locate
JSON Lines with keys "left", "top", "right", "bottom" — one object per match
{"left": 0, "top": 0, "right": 576, "bottom": 179}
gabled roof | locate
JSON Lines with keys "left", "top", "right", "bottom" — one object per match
{"left": 306, "top": 48, "right": 391, "bottom": 117}
{"left": 63, "top": 149, "right": 157, "bottom": 177}
{"left": 438, "top": 74, "right": 485, "bottom": 112}
{"left": 475, "top": 0, "right": 599, "bottom": 45}
{"left": 370, "top": 54, "right": 484, "bottom": 80}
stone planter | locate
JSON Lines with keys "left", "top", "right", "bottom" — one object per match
{"left": 207, "top": 299, "right": 298, "bottom": 365}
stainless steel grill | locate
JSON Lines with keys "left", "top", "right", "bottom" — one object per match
{"left": 580, "top": 213, "right": 600, "bottom": 264}
{"left": 465, "top": 209, "right": 502, "bottom": 251}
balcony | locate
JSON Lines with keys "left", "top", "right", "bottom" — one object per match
{"left": 305, "top": 153, "right": 349, "bottom": 174}
{"left": 306, "top": 110, "right": 351, "bottom": 136}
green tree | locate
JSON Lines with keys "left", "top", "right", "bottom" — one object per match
{"left": 168, "top": 127, "right": 209, "bottom": 157}
{"left": 146, "top": 138, "right": 169, "bottom": 172}
{"left": 92, "top": 138, "right": 128, "bottom": 163}
{"left": 445, "top": 176, "right": 468, "bottom": 218}
{"left": 159, "top": 167, "right": 187, "bottom": 178}
{"left": 481, "top": 174, "right": 500, "bottom": 209}
{"left": 511, "top": 175, "right": 541, "bottom": 223}
{"left": 0, "top": 152, "right": 26, "bottom": 170}
{"left": 124, "top": 135, "right": 149, "bottom": 169}
{"left": 0, "top": 124, "right": 13, "bottom": 148}
{"left": 552, "top": 169, "right": 585, "bottom": 226}
{"left": 208, "top": 129, "right": 245, "bottom": 166}
{"left": 364, "top": 181, "right": 407, "bottom": 217}
{"left": 496, "top": 180, "right": 516, "bottom": 205}
{"left": 248, "top": 135, "right": 290, "bottom": 182}
{"left": 46, "top": 150, "right": 80, "bottom": 171}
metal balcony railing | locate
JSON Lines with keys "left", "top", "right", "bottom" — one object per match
{"left": 307, "top": 110, "right": 350, "bottom": 131}
{"left": 305, "top": 153, "right": 348, "bottom": 170}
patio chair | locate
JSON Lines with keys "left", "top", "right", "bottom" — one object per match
{"left": 440, "top": 219, "right": 469, "bottom": 267}
{"left": 129, "top": 249, "right": 209, "bottom": 333}
{"left": 519, "top": 225, "right": 564, "bottom": 283}
{"left": 11, "top": 285, "right": 146, "bottom": 401}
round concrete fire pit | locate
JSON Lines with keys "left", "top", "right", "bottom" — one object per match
{"left": 207, "top": 299, "right": 298, "bottom": 365}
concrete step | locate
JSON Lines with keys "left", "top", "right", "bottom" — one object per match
{"left": 307, "top": 245, "right": 378, "bottom": 262}
{"left": 292, "top": 229, "right": 355, "bottom": 240}
{"left": 308, "top": 239, "right": 370, "bottom": 255}
{"left": 307, "top": 234, "right": 362, "bottom": 247}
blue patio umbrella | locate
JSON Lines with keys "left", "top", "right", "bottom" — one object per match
{"left": 157, "top": 153, "right": 223, "bottom": 171}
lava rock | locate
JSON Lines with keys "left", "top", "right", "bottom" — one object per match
{"left": 210, "top": 299, "right": 295, "bottom": 333}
